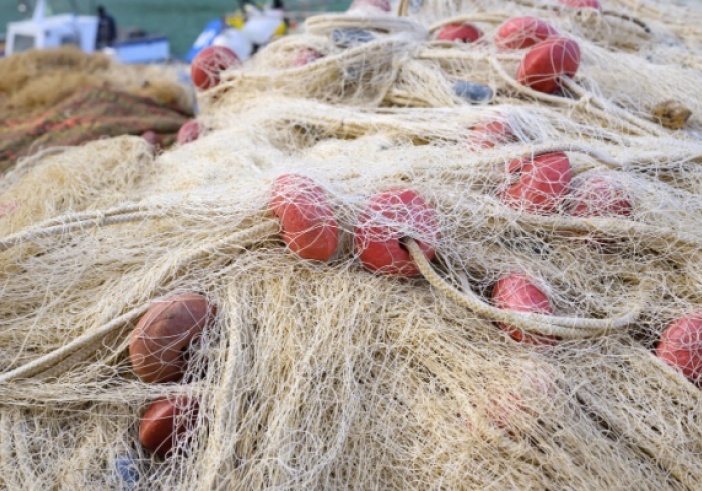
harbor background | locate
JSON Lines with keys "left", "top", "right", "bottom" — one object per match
{"left": 0, "top": 0, "right": 352, "bottom": 57}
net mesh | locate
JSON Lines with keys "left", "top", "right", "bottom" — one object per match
{"left": 1, "top": 0, "right": 702, "bottom": 489}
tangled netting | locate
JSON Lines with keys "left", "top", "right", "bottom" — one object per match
{"left": 2, "top": 0, "right": 702, "bottom": 489}
{"left": 0, "top": 47, "right": 193, "bottom": 117}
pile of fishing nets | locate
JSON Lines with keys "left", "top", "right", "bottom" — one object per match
{"left": 1, "top": 0, "right": 702, "bottom": 488}
{"left": 0, "top": 47, "right": 193, "bottom": 172}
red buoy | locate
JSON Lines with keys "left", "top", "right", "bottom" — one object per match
{"left": 191, "top": 46, "right": 240, "bottom": 91}
{"left": 436, "top": 23, "right": 483, "bottom": 43}
{"left": 139, "top": 398, "right": 199, "bottom": 458}
{"left": 492, "top": 274, "right": 557, "bottom": 345}
{"left": 129, "top": 294, "right": 216, "bottom": 384}
{"left": 656, "top": 312, "right": 702, "bottom": 385}
{"left": 517, "top": 37, "right": 581, "bottom": 94}
{"left": 568, "top": 174, "right": 633, "bottom": 218}
{"left": 558, "top": 0, "right": 602, "bottom": 10}
{"left": 293, "top": 48, "right": 323, "bottom": 67}
{"left": 270, "top": 174, "right": 339, "bottom": 261}
{"left": 487, "top": 366, "right": 556, "bottom": 431}
{"left": 469, "top": 119, "right": 516, "bottom": 149}
{"left": 177, "top": 120, "right": 201, "bottom": 145}
{"left": 141, "top": 130, "right": 162, "bottom": 146}
{"left": 355, "top": 188, "right": 440, "bottom": 277}
{"left": 495, "top": 17, "right": 558, "bottom": 51}
{"left": 502, "top": 152, "right": 572, "bottom": 215}
{"left": 348, "top": 0, "right": 391, "bottom": 12}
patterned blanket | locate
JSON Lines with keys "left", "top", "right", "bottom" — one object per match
{"left": 0, "top": 87, "right": 189, "bottom": 172}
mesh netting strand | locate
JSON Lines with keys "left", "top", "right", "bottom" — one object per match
{"left": 1, "top": 0, "right": 702, "bottom": 489}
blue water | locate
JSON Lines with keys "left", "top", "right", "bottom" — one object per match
{"left": 1, "top": 1, "right": 351, "bottom": 57}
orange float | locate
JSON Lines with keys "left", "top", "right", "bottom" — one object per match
{"left": 495, "top": 17, "right": 557, "bottom": 51}
{"left": 656, "top": 312, "right": 702, "bottom": 386}
{"left": 486, "top": 368, "right": 556, "bottom": 432}
{"left": 293, "top": 48, "right": 323, "bottom": 67}
{"left": 469, "top": 119, "right": 516, "bottom": 149}
{"left": 191, "top": 46, "right": 240, "bottom": 91}
{"left": 129, "top": 293, "right": 216, "bottom": 383}
{"left": 517, "top": 37, "right": 581, "bottom": 94}
{"left": 492, "top": 273, "right": 558, "bottom": 345}
{"left": 177, "top": 120, "right": 201, "bottom": 145}
{"left": 139, "top": 397, "right": 199, "bottom": 457}
{"left": 502, "top": 152, "right": 572, "bottom": 215}
{"left": 355, "top": 188, "right": 440, "bottom": 277}
{"left": 270, "top": 174, "right": 339, "bottom": 261}
{"left": 568, "top": 174, "right": 633, "bottom": 218}
{"left": 436, "top": 23, "right": 483, "bottom": 43}
{"left": 141, "top": 130, "right": 161, "bottom": 146}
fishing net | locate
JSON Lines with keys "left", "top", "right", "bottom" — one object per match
{"left": 0, "top": 47, "right": 194, "bottom": 172}
{"left": 1, "top": 0, "right": 701, "bottom": 489}
{"left": 0, "top": 47, "right": 193, "bottom": 116}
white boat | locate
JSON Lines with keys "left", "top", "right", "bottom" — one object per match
{"left": 4, "top": 0, "right": 170, "bottom": 64}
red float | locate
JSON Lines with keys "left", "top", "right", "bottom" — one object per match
{"left": 293, "top": 48, "right": 323, "bottom": 67}
{"left": 492, "top": 273, "right": 558, "bottom": 345}
{"left": 129, "top": 293, "right": 216, "bottom": 383}
{"left": 486, "top": 366, "right": 556, "bottom": 431}
{"left": 502, "top": 152, "right": 572, "bottom": 215}
{"left": 657, "top": 312, "right": 702, "bottom": 385}
{"left": 568, "top": 174, "right": 633, "bottom": 218}
{"left": 517, "top": 37, "right": 581, "bottom": 94}
{"left": 355, "top": 188, "right": 440, "bottom": 277}
{"left": 436, "top": 23, "right": 483, "bottom": 43}
{"left": 139, "top": 398, "right": 199, "bottom": 458}
{"left": 270, "top": 174, "right": 339, "bottom": 261}
{"left": 348, "top": 0, "right": 391, "bottom": 12}
{"left": 191, "top": 46, "right": 240, "bottom": 91}
{"left": 177, "top": 120, "right": 201, "bottom": 145}
{"left": 141, "top": 130, "right": 161, "bottom": 146}
{"left": 469, "top": 119, "right": 516, "bottom": 149}
{"left": 495, "top": 17, "right": 558, "bottom": 51}
{"left": 558, "top": 0, "right": 602, "bottom": 10}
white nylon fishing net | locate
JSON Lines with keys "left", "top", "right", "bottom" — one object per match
{"left": 0, "top": 0, "right": 701, "bottom": 489}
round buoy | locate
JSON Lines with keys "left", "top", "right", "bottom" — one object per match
{"left": 502, "top": 152, "right": 572, "bottom": 215}
{"left": 139, "top": 398, "right": 199, "bottom": 458}
{"left": 656, "top": 312, "right": 702, "bottom": 385}
{"left": 469, "top": 119, "right": 516, "bottom": 149}
{"left": 436, "top": 23, "right": 483, "bottom": 43}
{"left": 568, "top": 174, "right": 633, "bottom": 218}
{"left": 495, "top": 17, "right": 557, "bottom": 51}
{"left": 270, "top": 174, "right": 339, "bottom": 261}
{"left": 492, "top": 273, "right": 558, "bottom": 345}
{"left": 129, "top": 293, "right": 216, "bottom": 384}
{"left": 486, "top": 365, "right": 556, "bottom": 431}
{"left": 517, "top": 37, "right": 581, "bottom": 94}
{"left": 177, "top": 120, "right": 201, "bottom": 146}
{"left": 355, "top": 188, "right": 440, "bottom": 277}
{"left": 348, "top": 0, "right": 391, "bottom": 12}
{"left": 558, "top": 0, "right": 602, "bottom": 10}
{"left": 141, "top": 130, "right": 161, "bottom": 147}
{"left": 293, "top": 48, "right": 323, "bottom": 67}
{"left": 191, "top": 46, "right": 240, "bottom": 91}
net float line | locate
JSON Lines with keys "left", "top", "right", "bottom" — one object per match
{"left": 405, "top": 239, "right": 648, "bottom": 337}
